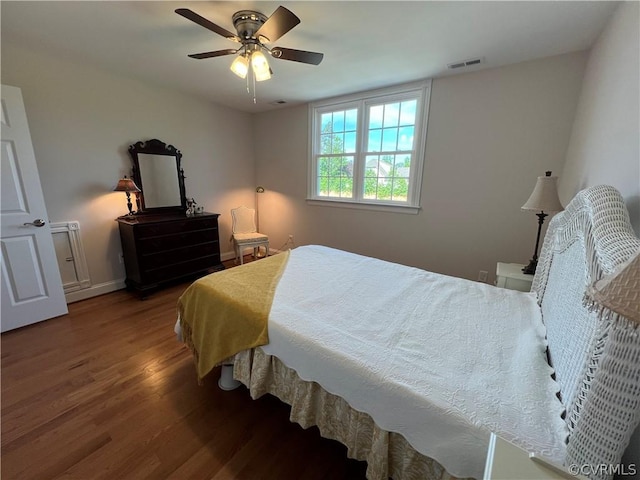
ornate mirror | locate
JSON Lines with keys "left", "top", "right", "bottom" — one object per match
{"left": 128, "top": 139, "right": 187, "bottom": 214}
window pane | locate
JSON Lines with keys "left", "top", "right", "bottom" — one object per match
{"left": 364, "top": 155, "right": 380, "bottom": 199}
{"left": 366, "top": 102, "right": 416, "bottom": 155}
{"left": 321, "top": 112, "right": 333, "bottom": 132}
{"left": 391, "top": 177, "right": 409, "bottom": 201}
{"left": 342, "top": 156, "right": 354, "bottom": 181}
{"left": 382, "top": 128, "right": 398, "bottom": 151}
{"left": 328, "top": 177, "right": 341, "bottom": 195}
{"left": 317, "top": 155, "right": 353, "bottom": 198}
{"left": 336, "top": 155, "right": 354, "bottom": 198}
{"left": 360, "top": 154, "right": 412, "bottom": 202}
{"left": 344, "top": 131, "right": 357, "bottom": 153}
{"left": 383, "top": 103, "right": 400, "bottom": 128}
{"left": 399, "top": 100, "right": 417, "bottom": 126}
{"left": 397, "top": 154, "right": 412, "bottom": 176}
{"left": 364, "top": 167, "right": 378, "bottom": 199}
{"left": 368, "top": 129, "right": 382, "bottom": 152}
{"left": 377, "top": 178, "right": 392, "bottom": 200}
{"left": 318, "top": 176, "right": 329, "bottom": 196}
{"left": 338, "top": 177, "right": 353, "bottom": 198}
{"left": 321, "top": 109, "right": 359, "bottom": 155}
{"left": 345, "top": 109, "right": 358, "bottom": 131}
{"left": 365, "top": 155, "right": 379, "bottom": 168}
{"left": 333, "top": 111, "right": 345, "bottom": 132}
{"left": 318, "top": 157, "right": 330, "bottom": 176}
{"left": 369, "top": 105, "right": 383, "bottom": 129}
{"left": 364, "top": 155, "right": 393, "bottom": 200}
{"left": 397, "top": 126, "right": 414, "bottom": 150}
{"left": 322, "top": 132, "right": 345, "bottom": 154}
{"left": 335, "top": 133, "right": 345, "bottom": 154}
{"left": 320, "top": 133, "right": 333, "bottom": 154}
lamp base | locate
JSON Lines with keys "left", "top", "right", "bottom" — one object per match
{"left": 522, "top": 211, "right": 548, "bottom": 276}
{"left": 522, "top": 258, "right": 537, "bottom": 275}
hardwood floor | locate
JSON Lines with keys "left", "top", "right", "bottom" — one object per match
{"left": 1, "top": 255, "right": 368, "bottom": 479}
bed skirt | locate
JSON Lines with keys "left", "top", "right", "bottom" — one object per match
{"left": 233, "top": 348, "right": 466, "bottom": 480}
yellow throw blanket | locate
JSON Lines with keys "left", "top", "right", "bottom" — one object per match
{"left": 177, "top": 250, "right": 290, "bottom": 381}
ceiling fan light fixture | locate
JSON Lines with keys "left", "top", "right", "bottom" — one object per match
{"left": 178, "top": 5, "right": 323, "bottom": 97}
{"left": 230, "top": 55, "right": 249, "bottom": 78}
{"left": 251, "top": 50, "right": 271, "bottom": 81}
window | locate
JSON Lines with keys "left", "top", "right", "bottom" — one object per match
{"left": 309, "top": 80, "right": 431, "bottom": 213}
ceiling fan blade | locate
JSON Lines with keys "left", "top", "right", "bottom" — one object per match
{"left": 188, "top": 49, "right": 237, "bottom": 60}
{"left": 255, "top": 6, "right": 300, "bottom": 43}
{"left": 271, "top": 47, "right": 324, "bottom": 65}
{"left": 176, "top": 8, "right": 240, "bottom": 42}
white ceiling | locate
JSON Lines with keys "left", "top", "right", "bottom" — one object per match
{"left": 1, "top": 1, "right": 618, "bottom": 113}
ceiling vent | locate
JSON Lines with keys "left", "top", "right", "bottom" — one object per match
{"left": 447, "top": 57, "right": 484, "bottom": 70}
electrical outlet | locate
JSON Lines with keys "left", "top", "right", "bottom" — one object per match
{"left": 478, "top": 270, "right": 488, "bottom": 282}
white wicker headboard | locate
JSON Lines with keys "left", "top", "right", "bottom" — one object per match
{"left": 531, "top": 185, "right": 640, "bottom": 479}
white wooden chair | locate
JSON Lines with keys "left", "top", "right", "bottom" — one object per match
{"left": 231, "top": 206, "right": 269, "bottom": 265}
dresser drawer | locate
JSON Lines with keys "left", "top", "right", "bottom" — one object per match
{"left": 140, "top": 242, "right": 219, "bottom": 269}
{"left": 139, "top": 229, "right": 217, "bottom": 253}
{"left": 134, "top": 216, "right": 218, "bottom": 238}
{"left": 143, "top": 255, "right": 220, "bottom": 284}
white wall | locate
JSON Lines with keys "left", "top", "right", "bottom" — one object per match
{"left": 560, "top": 1, "right": 640, "bottom": 236}
{"left": 559, "top": 1, "right": 640, "bottom": 471}
{"left": 254, "top": 52, "right": 587, "bottom": 282}
{"left": 1, "top": 42, "right": 256, "bottom": 299}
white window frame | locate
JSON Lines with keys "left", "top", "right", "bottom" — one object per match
{"left": 308, "top": 79, "right": 431, "bottom": 214}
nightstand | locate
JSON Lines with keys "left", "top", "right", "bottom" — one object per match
{"left": 484, "top": 433, "right": 587, "bottom": 480}
{"left": 496, "top": 262, "right": 533, "bottom": 292}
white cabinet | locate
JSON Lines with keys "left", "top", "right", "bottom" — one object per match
{"left": 484, "top": 433, "right": 587, "bottom": 480}
{"left": 496, "top": 262, "right": 533, "bottom": 292}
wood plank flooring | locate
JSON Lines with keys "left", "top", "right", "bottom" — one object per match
{"left": 1, "top": 256, "right": 368, "bottom": 479}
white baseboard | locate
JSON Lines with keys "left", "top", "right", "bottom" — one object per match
{"left": 221, "top": 250, "right": 236, "bottom": 262}
{"left": 65, "top": 249, "right": 288, "bottom": 304}
{"left": 221, "top": 248, "right": 288, "bottom": 263}
{"left": 65, "top": 279, "right": 126, "bottom": 304}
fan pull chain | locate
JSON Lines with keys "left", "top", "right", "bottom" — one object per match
{"left": 253, "top": 73, "right": 257, "bottom": 104}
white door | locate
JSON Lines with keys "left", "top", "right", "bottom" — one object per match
{"left": 1, "top": 84, "right": 67, "bottom": 332}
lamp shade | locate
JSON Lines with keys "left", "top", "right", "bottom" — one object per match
{"left": 589, "top": 249, "right": 640, "bottom": 323}
{"left": 522, "top": 171, "right": 564, "bottom": 213}
{"left": 230, "top": 55, "right": 249, "bottom": 79}
{"left": 114, "top": 177, "right": 141, "bottom": 193}
{"left": 251, "top": 50, "right": 271, "bottom": 81}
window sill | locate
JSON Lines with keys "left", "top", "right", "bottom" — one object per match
{"left": 306, "top": 198, "right": 421, "bottom": 214}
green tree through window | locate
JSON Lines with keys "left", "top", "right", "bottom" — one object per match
{"left": 317, "top": 110, "right": 356, "bottom": 198}
{"left": 310, "top": 80, "right": 431, "bottom": 211}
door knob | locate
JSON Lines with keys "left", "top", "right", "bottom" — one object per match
{"left": 23, "top": 219, "right": 46, "bottom": 227}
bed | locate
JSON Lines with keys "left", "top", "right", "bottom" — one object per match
{"left": 176, "top": 185, "right": 640, "bottom": 480}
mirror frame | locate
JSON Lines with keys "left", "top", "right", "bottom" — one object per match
{"left": 128, "top": 139, "right": 187, "bottom": 214}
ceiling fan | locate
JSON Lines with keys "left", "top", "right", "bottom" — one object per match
{"left": 176, "top": 6, "right": 324, "bottom": 82}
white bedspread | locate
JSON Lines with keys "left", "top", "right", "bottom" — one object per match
{"left": 261, "top": 245, "right": 568, "bottom": 479}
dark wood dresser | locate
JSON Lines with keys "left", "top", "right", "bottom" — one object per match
{"left": 117, "top": 212, "right": 224, "bottom": 297}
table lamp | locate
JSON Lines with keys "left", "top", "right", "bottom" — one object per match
{"left": 521, "top": 171, "right": 564, "bottom": 274}
{"left": 114, "top": 176, "right": 141, "bottom": 216}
